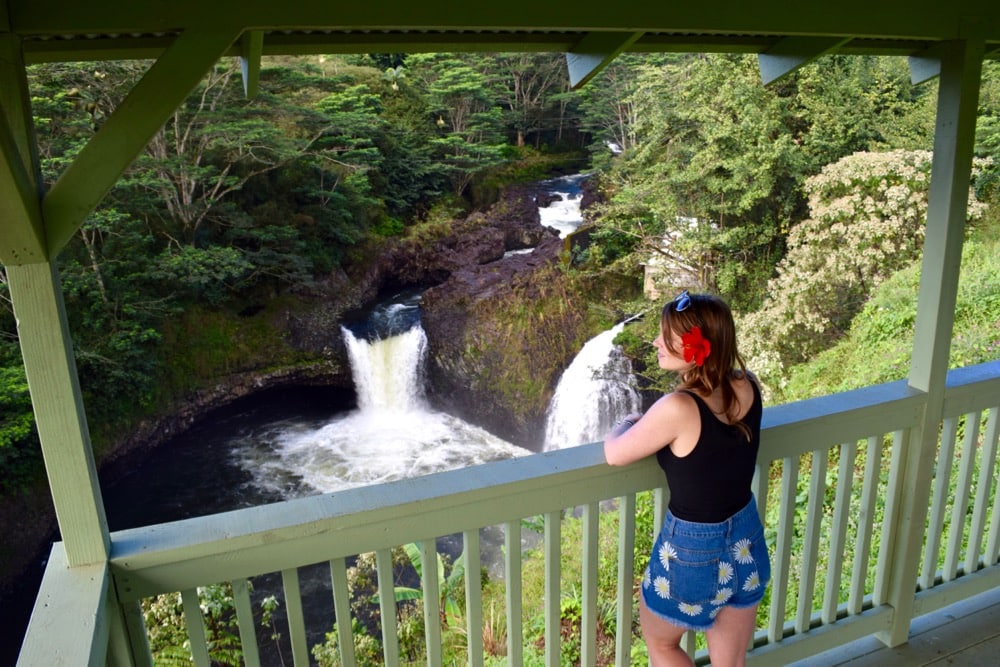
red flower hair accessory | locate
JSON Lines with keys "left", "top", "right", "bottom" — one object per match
{"left": 681, "top": 326, "right": 711, "bottom": 367}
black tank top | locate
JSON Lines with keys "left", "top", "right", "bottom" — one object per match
{"left": 655, "top": 380, "right": 762, "bottom": 523}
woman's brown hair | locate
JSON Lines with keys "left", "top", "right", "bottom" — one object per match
{"left": 661, "top": 292, "right": 752, "bottom": 440}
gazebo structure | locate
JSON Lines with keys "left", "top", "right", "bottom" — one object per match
{"left": 5, "top": 1, "right": 1000, "bottom": 664}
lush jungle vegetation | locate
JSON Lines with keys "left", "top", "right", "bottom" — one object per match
{"left": 3, "top": 51, "right": 1000, "bottom": 664}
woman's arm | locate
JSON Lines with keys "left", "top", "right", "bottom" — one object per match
{"left": 603, "top": 392, "right": 695, "bottom": 466}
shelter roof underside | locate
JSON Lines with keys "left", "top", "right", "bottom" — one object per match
{"left": 5, "top": 1, "right": 1000, "bottom": 63}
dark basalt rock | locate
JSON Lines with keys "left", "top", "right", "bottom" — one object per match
{"left": 420, "top": 233, "right": 573, "bottom": 449}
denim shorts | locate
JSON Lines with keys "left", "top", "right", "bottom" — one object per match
{"left": 641, "top": 497, "right": 771, "bottom": 631}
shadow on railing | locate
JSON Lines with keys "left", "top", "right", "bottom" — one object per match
{"left": 18, "top": 361, "right": 1000, "bottom": 667}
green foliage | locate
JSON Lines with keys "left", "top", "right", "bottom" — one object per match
{"left": 778, "top": 210, "right": 1000, "bottom": 402}
{"left": 394, "top": 542, "right": 467, "bottom": 624}
{"left": 586, "top": 54, "right": 938, "bottom": 313}
{"left": 142, "top": 583, "right": 245, "bottom": 666}
{"left": 0, "top": 362, "right": 40, "bottom": 493}
{"left": 150, "top": 246, "right": 252, "bottom": 304}
{"left": 739, "top": 150, "right": 990, "bottom": 392}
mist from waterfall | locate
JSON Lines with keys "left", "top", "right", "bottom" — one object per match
{"left": 543, "top": 322, "right": 641, "bottom": 451}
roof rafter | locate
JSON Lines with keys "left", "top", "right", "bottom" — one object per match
{"left": 42, "top": 27, "right": 242, "bottom": 256}
{"left": 758, "top": 36, "right": 852, "bottom": 85}
{"left": 566, "top": 31, "right": 643, "bottom": 89}
{"left": 240, "top": 30, "right": 263, "bottom": 98}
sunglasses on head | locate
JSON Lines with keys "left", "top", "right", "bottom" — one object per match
{"left": 671, "top": 290, "right": 692, "bottom": 312}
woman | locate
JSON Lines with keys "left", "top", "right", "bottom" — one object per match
{"left": 604, "top": 291, "right": 769, "bottom": 667}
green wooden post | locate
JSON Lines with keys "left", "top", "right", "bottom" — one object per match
{"left": 0, "top": 33, "right": 46, "bottom": 265}
{"left": 1, "top": 26, "right": 112, "bottom": 567}
{"left": 879, "top": 37, "right": 983, "bottom": 648}
{"left": 7, "top": 261, "right": 111, "bottom": 566}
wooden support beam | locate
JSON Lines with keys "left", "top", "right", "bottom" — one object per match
{"left": 566, "top": 31, "right": 642, "bottom": 89}
{"left": 0, "top": 33, "right": 46, "bottom": 265}
{"left": 758, "top": 36, "right": 851, "bottom": 85}
{"left": 7, "top": 261, "right": 111, "bottom": 566}
{"left": 240, "top": 30, "right": 263, "bottom": 98}
{"left": 42, "top": 27, "right": 241, "bottom": 257}
{"left": 880, "top": 37, "right": 984, "bottom": 649}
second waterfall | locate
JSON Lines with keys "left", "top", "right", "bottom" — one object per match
{"left": 543, "top": 322, "right": 641, "bottom": 451}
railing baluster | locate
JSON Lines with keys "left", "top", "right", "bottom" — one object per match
{"left": 653, "top": 486, "right": 667, "bottom": 529}
{"left": 545, "top": 510, "right": 561, "bottom": 667}
{"left": 945, "top": 412, "right": 981, "bottom": 581}
{"left": 768, "top": 456, "right": 797, "bottom": 643}
{"left": 967, "top": 407, "right": 1000, "bottom": 573}
{"left": 375, "top": 549, "right": 401, "bottom": 667}
{"left": 418, "top": 540, "right": 442, "bottom": 665}
{"left": 978, "top": 408, "right": 1000, "bottom": 567}
{"left": 231, "top": 578, "right": 261, "bottom": 667}
{"left": 875, "top": 429, "right": 907, "bottom": 605}
{"left": 615, "top": 494, "right": 636, "bottom": 666}
{"left": 796, "top": 449, "right": 827, "bottom": 634}
{"left": 752, "top": 464, "right": 767, "bottom": 529}
{"left": 849, "top": 435, "right": 882, "bottom": 615}
{"left": 681, "top": 630, "right": 696, "bottom": 657}
{"left": 120, "top": 598, "right": 154, "bottom": 667}
{"left": 921, "top": 416, "right": 959, "bottom": 589}
{"left": 823, "top": 441, "right": 857, "bottom": 624}
{"left": 329, "top": 557, "right": 357, "bottom": 667}
{"left": 582, "top": 502, "right": 599, "bottom": 667}
{"left": 180, "top": 588, "right": 211, "bottom": 667}
{"left": 465, "top": 529, "right": 485, "bottom": 666}
{"left": 281, "top": 568, "right": 310, "bottom": 666}
{"left": 505, "top": 520, "right": 524, "bottom": 666}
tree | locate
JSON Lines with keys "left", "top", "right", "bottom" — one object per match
{"left": 493, "top": 53, "right": 569, "bottom": 147}
{"left": 118, "top": 61, "right": 326, "bottom": 248}
{"left": 974, "top": 61, "right": 1000, "bottom": 203}
{"left": 406, "top": 53, "right": 509, "bottom": 197}
{"left": 575, "top": 53, "right": 674, "bottom": 159}
{"left": 737, "top": 150, "right": 991, "bottom": 390}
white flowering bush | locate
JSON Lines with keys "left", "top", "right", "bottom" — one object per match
{"left": 740, "top": 150, "right": 990, "bottom": 390}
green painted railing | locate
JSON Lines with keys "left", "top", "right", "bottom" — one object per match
{"left": 18, "top": 360, "right": 1000, "bottom": 666}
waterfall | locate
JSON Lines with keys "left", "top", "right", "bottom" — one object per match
{"left": 232, "top": 300, "right": 526, "bottom": 497}
{"left": 538, "top": 173, "right": 587, "bottom": 238}
{"left": 543, "top": 322, "right": 641, "bottom": 451}
{"left": 343, "top": 325, "right": 427, "bottom": 412}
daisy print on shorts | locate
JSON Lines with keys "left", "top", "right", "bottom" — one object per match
{"left": 659, "top": 541, "right": 677, "bottom": 570}
{"left": 743, "top": 571, "right": 761, "bottom": 592}
{"left": 642, "top": 565, "right": 652, "bottom": 589}
{"left": 712, "top": 587, "right": 733, "bottom": 606}
{"left": 718, "top": 561, "right": 734, "bottom": 585}
{"left": 678, "top": 602, "right": 703, "bottom": 617}
{"left": 732, "top": 538, "right": 754, "bottom": 564}
{"left": 653, "top": 576, "right": 671, "bottom": 599}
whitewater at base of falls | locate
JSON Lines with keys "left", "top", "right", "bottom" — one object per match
{"left": 232, "top": 324, "right": 527, "bottom": 498}
{"left": 233, "top": 408, "right": 525, "bottom": 497}
{"left": 543, "top": 322, "right": 641, "bottom": 451}
{"left": 538, "top": 173, "right": 588, "bottom": 238}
